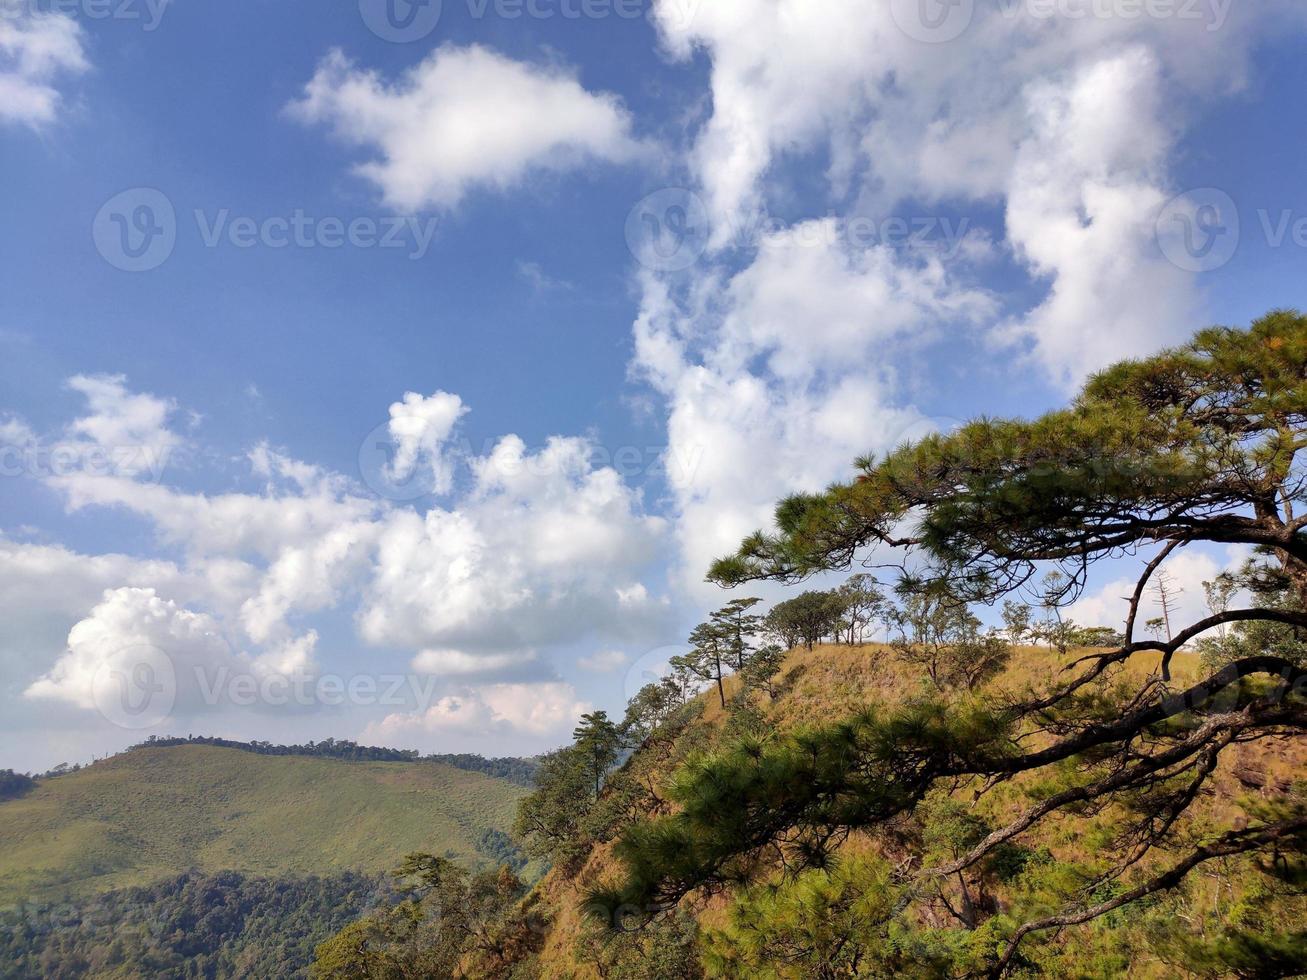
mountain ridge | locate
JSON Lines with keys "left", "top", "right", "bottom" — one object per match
{"left": 0, "top": 743, "right": 534, "bottom": 907}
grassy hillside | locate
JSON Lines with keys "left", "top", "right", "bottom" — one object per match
{"left": 511, "top": 643, "right": 1304, "bottom": 978}
{"left": 0, "top": 744, "right": 532, "bottom": 906}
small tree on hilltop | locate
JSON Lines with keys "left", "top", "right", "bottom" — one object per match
{"left": 738, "top": 643, "right": 788, "bottom": 700}
{"left": 1001, "top": 599, "right": 1033, "bottom": 645}
{"left": 765, "top": 590, "right": 844, "bottom": 650}
{"left": 572, "top": 711, "right": 622, "bottom": 798}
{"left": 681, "top": 621, "right": 732, "bottom": 707}
{"left": 711, "top": 597, "right": 764, "bottom": 670}
{"left": 839, "top": 573, "right": 887, "bottom": 644}
{"left": 889, "top": 580, "right": 1008, "bottom": 691}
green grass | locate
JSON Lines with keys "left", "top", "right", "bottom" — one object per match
{"left": 0, "top": 744, "right": 531, "bottom": 906}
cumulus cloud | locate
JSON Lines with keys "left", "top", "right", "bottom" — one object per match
{"left": 60, "top": 374, "right": 183, "bottom": 478}
{"left": 411, "top": 648, "right": 538, "bottom": 677}
{"left": 0, "top": 414, "right": 36, "bottom": 448}
{"left": 25, "top": 586, "right": 324, "bottom": 733}
{"left": 358, "top": 433, "right": 668, "bottom": 655}
{"left": 0, "top": 3, "right": 87, "bottom": 126}
{"left": 365, "top": 681, "right": 589, "bottom": 742}
{"left": 0, "top": 538, "right": 191, "bottom": 687}
{"left": 613, "top": 0, "right": 1307, "bottom": 596}
{"left": 999, "top": 47, "right": 1196, "bottom": 385}
{"left": 238, "top": 520, "right": 379, "bottom": 645}
{"left": 288, "top": 45, "right": 642, "bottom": 211}
{"left": 632, "top": 224, "right": 988, "bottom": 593}
{"left": 647, "top": 0, "right": 1304, "bottom": 383}
{"left": 16, "top": 377, "right": 670, "bottom": 723}
{"left": 384, "top": 391, "right": 468, "bottom": 495}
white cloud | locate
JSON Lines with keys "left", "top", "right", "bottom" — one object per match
{"left": 0, "top": 414, "right": 35, "bottom": 447}
{"left": 61, "top": 374, "right": 182, "bottom": 477}
{"left": 365, "top": 680, "right": 589, "bottom": 741}
{"left": 0, "top": 3, "right": 87, "bottom": 126}
{"left": 631, "top": 224, "right": 988, "bottom": 593}
{"left": 613, "top": 0, "right": 1307, "bottom": 595}
{"left": 648, "top": 0, "right": 1304, "bottom": 384}
{"left": 238, "top": 520, "right": 379, "bottom": 644}
{"left": 26, "top": 588, "right": 237, "bottom": 713}
{"left": 384, "top": 391, "right": 467, "bottom": 495}
{"left": 411, "top": 648, "right": 538, "bottom": 676}
{"left": 358, "top": 433, "right": 668, "bottom": 655}
{"left": 0, "top": 539, "right": 191, "bottom": 687}
{"left": 1068, "top": 546, "right": 1250, "bottom": 639}
{"left": 15, "top": 378, "right": 670, "bottom": 715}
{"left": 288, "top": 45, "right": 641, "bottom": 211}
{"left": 999, "top": 47, "right": 1196, "bottom": 385}
{"left": 715, "top": 220, "right": 995, "bottom": 381}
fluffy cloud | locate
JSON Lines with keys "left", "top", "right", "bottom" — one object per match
{"left": 61, "top": 374, "right": 182, "bottom": 478}
{"left": 411, "top": 648, "right": 538, "bottom": 677}
{"left": 384, "top": 391, "right": 467, "bottom": 495}
{"left": 17, "top": 380, "right": 670, "bottom": 723}
{"left": 365, "top": 681, "right": 589, "bottom": 742}
{"left": 25, "top": 586, "right": 323, "bottom": 729}
{"left": 999, "top": 47, "right": 1196, "bottom": 385}
{"left": 358, "top": 433, "right": 668, "bottom": 654}
{"left": 0, "top": 539, "right": 190, "bottom": 687}
{"left": 632, "top": 224, "right": 988, "bottom": 593}
{"left": 0, "top": 3, "right": 87, "bottom": 126}
{"left": 1069, "top": 546, "right": 1250, "bottom": 637}
{"left": 288, "top": 45, "right": 641, "bottom": 211}
{"left": 617, "top": 0, "right": 1307, "bottom": 595}
{"left": 648, "top": 0, "right": 1305, "bottom": 383}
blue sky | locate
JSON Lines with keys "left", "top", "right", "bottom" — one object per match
{"left": 1, "top": 0, "right": 1305, "bottom": 771}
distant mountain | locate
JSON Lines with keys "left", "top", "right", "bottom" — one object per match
{"left": 114, "top": 735, "right": 540, "bottom": 787}
{"left": 0, "top": 743, "right": 533, "bottom": 907}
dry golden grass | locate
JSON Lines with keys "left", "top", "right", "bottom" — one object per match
{"left": 529, "top": 642, "right": 1302, "bottom": 978}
